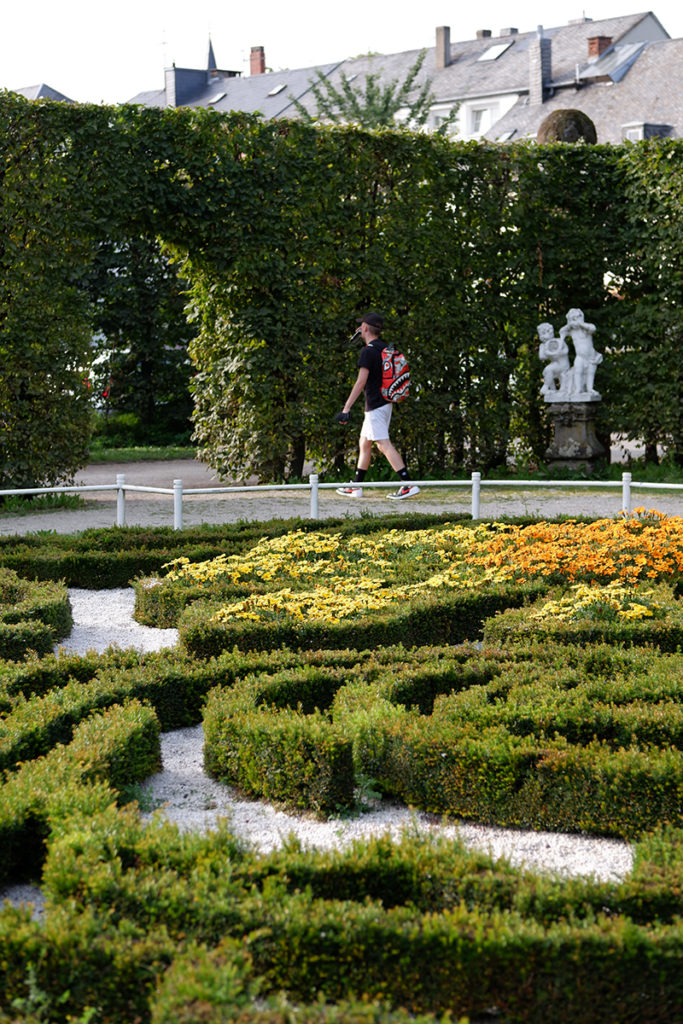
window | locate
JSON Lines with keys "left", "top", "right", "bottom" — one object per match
{"left": 267, "top": 83, "right": 286, "bottom": 96}
{"left": 477, "top": 41, "right": 514, "bottom": 61}
{"left": 469, "top": 107, "right": 494, "bottom": 136}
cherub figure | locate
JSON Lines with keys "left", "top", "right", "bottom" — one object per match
{"left": 538, "top": 321, "right": 571, "bottom": 397}
{"left": 560, "top": 308, "right": 602, "bottom": 397}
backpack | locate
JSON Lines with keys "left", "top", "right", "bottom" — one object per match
{"left": 380, "top": 345, "right": 410, "bottom": 403}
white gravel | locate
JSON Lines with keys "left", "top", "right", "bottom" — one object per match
{"left": 1, "top": 587, "right": 634, "bottom": 921}
{"left": 141, "top": 722, "right": 633, "bottom": 883}
{"left": 62, "top": 587, "right": 179, "bottom": 655}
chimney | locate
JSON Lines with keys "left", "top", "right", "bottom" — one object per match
{"left": 529, "top": 26, "right": 552, "bottom": 105}
{"left": 476, "top": 29, "right": 492, "bottom": 39}
{"left": 500, "top": 28, "right": 519, "bottom": 36}
{"left": 436, "top": 25, "right": 451, "bottom": 69}
{"left": 250, "top": 46, "right": 265, "bottom": 75}
{"left": 588, "top": 35, "right": 612, "bottom": 58}
{"left": 165, "top": 66, "right": 177, "bottom": 108}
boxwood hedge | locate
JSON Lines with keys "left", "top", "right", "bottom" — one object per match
{"left": 0, "top": 568, "right": 72, "bottom": 659}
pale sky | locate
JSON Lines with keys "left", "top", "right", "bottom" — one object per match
{"left": 2, "top": 0, "right": 681, "bottom": 104}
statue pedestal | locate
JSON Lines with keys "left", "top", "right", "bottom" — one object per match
{"left": 544, "top": 401, "right": 606, "bottom": 472}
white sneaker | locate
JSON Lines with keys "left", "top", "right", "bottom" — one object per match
{"left": 388, "top": 484, "right": 420, "bottom": 500}
{"left": 336, "top": 485, "right": 363, "bottom": 497}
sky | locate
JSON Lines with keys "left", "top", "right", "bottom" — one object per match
{"left": 2, "top": 0, "right": 682, "bottom": 105}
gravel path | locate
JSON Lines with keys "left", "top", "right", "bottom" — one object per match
{"left": 2, "top": 587, "right": 634, "bottom": 920}
{"left": 141, "top": 722, "right": 632, "bottom": 882}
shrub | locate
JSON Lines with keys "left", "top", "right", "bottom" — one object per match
{"left": 204, "top": 681, "right": 355, "bottom": 817}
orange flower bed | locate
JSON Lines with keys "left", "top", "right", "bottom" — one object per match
{"left": 467, "top": 509, "right": 683, "bottom": 586}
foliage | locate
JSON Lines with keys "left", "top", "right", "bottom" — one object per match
{"left": 0, "top": 94, "right": 681, "bottom": 489}
{"left": 83, "top": 236, "right": 195, "bottom": 439}
{"left": 0, "top": 95, "right": 94, "bottom": 489}
{"left": 288, "top": 50, "right": 457, "bottom": 134}
{"left": 0, "top": 511, "right": 458, "bottom": 588}
{"left": 607, "top": 140, "right": 683, "bottom": 465}
{"left": 182, "top": 129, "right": 636, "bottom": 480}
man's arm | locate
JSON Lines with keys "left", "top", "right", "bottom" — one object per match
{"left": 342, "top": 367, "right": 369, "bottom": 414}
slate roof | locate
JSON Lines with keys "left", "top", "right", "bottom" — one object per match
{"left": 128, "top": 63, "right": 343, "bottom": 117}
{"left": 393, "top": 14, "right": 664, "bottom": 102}
{"left": 195, "top": 63, "right": 343, "bottom": 117}
{"left": 484, "top": 35, "right": 683, "bottom": 142}
{"left": 12, "top": 83, "right": 75, "bottom": 103}
{"left": 125, "top": 10, "right": 681, "bottom": 141}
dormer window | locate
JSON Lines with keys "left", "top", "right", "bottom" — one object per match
{"left": 267, "top": 83, "right": 287, "bottom": 96}
{"left": 622, "top": 122, "right": 673, "bottom": 141}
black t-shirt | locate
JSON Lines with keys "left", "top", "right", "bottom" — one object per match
{"left": 358, "top": 339, "right": 387, "bottom": 411}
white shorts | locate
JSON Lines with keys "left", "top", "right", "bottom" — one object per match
{"left": 360, "top": 404, "right": 393, "bottom": 442}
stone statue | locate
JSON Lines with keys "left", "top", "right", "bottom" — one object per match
{"left": 560, "top": 308, "right": 602, "bottom": 400}
{"left": 538, "top": 322, "right": 572, "bottom": 398}
{"left": 538, "top": 308, "right": 603, "bottom": 403}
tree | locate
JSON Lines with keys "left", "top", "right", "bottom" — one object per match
{"left": 289, "top": 50, "right": 457, "bottom": 134}
{"left": 537, "top": 109, "right": 598, "bottom": 144}
{"left": 84, "top": 235, "right": 195, "bottom": 442}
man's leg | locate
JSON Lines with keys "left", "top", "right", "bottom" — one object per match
{"left": 375, "top": 438, "right": 406, "bottom": 472}
{"left": 376, "top": 438, "right": 420, "bottom": 500}
{"left": 336, "top": 434, "right": 372, "bottom": 496}
{"left": 357, "top": 435, "right": 373, "bottom": 473}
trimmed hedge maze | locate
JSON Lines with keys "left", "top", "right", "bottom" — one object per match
{"left": 1, "top": 512, "right": 683, "bottom": 1022}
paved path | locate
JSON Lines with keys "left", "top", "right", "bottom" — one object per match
{"left": 0, "top": 459, "right": 681, "bottom": 535}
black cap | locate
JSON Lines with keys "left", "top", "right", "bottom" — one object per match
{"left": 357, "top": 311, "right": 384, "bottom": 330}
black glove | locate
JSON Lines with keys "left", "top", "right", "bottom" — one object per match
{"left": 334, "top": 411, "right": 350, "bottom": 424}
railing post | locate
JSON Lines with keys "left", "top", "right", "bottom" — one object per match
{"left": 116, "top": 474, "right": 126, "bottom": 527}
{"left": 173, "top": 479, "right": 183, "bottom": 531}
{"left": 471, "top": 471, "right": 481, "bottom": 520}
{"left": 309, "top": 473, "right": 319, "bottom": 519}
{"left": 622, "top": 471, "right": 632, "bottom": 514}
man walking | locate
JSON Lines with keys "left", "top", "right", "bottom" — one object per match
{"left": 335, "top": 312, "right": 419, "bottom": 500}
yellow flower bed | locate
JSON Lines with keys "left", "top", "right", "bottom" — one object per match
{"left": 162, "top": 509, "right": 683, "bottom": 628}
{"left": 164, "top": 524, "right": 491, "bottom": 591}
{"left": 530, "top": 581, "right": 660, "bottom": 624}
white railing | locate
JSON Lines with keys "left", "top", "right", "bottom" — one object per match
{"left": 1, "top": 471, "right": 681, "bottom": 531}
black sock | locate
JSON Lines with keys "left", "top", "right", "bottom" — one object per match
{"left": 353, "top": 468, "right": 367, "bottom": 483}
{"left": 397, "top": 467, "right": 409, "bottom": 482}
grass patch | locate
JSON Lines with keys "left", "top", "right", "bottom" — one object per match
{"left": 0, "top": 492, "right": 85, "bottom": 516}
{"left": 87, "top": 445, "right": 197, "bottom": 463}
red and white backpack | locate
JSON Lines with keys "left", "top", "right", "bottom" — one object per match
{"left": 380, "top": 345, "right": 410, "bottom": 403}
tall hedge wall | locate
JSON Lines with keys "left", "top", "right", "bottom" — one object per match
{"left": 1, "top": 92, "right": 681, "bottom": 485}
